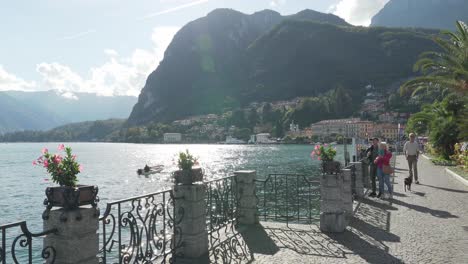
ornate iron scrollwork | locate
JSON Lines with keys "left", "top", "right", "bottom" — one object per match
{"left": 205, "top": 176, "right": 252, "bottom": 263}
{"left": 98, "top": 189, "right": 182, "bottom": 264}
{"left": 255, "top": 174, "right": 321, "bottom": 225}
{"left": 0, "top": 221, "right": 57, "bottom": 264}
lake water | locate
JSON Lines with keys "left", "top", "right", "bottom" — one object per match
{"left": 0, "top": 143, "right": 345, "bottom": 228}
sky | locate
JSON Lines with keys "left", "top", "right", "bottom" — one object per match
{"left": 0, "top": 0, "right": 389, "bottom": 96}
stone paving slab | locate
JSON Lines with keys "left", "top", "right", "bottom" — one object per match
{"left": 235, "top": 155, "right": 468, "bottom": 264}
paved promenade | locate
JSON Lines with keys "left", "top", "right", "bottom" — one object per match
{"left": 239, "top": 155, "right": 468, "bottom": 263}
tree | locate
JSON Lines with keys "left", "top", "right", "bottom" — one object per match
{"left": 405, "top": 106, "right": 434, "bottom": 135}
{"left": 228, "top": 109, "right": 247, "bottom": 127}
{"left": 401, "top": 21, "right": 468, "bottom": 96}
{"left": 261, "top": 103, "right": 274, "bottom": 124}
{"left": 330, "top": 85, "right": 353, "bottom": 117}
{"left": 233, "top": 128, "right": 251, "bottom": 141}
{"left": 247, "top": 108, "right": 258, "bottom": 129}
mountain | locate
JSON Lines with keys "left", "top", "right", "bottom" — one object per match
{"left": 127, "top": 8, "right": 438, "bottom": 126}
{"left": 371, "top": 0, "right": 468, "bottom": 30}
{"left": 0, "top": 119, "right": 126, "bottom": 142}
{"left": 0, "top": 90, "right": 137, "bottom": 133}
{"left": 0, "top": 93, "right": 64, "bottom": 134}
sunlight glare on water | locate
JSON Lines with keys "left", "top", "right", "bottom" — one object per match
{"left": 0, "top": 143, "right": 345, "bottom": 226}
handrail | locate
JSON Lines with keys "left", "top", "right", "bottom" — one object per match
{"left": 1, "top": 221, "right": 58, "bottom": 264}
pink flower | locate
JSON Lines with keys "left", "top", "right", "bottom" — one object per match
{"left": 314, "top": 145, "right": 320, "bottom": 150}
{"left": 42, "top": 148, "right": 48, "bottom": 154}
{"left": 72, "top": 155, "right": 77, "bottom": 160}
{"left": 318, "top": 157, "right": 321, "bottom": 160}
{"left": 53, "top": 155, "right": 62, "bottom": 164}
{"left": 58, "top": 144, "right": 65, "bottom": 151}
{"left": 324, "top": 144, "right": 329, "bottom": 147}
{"left": 32, "top": 160, "right": 37, "bottom": 166}
{"left": 43, "top": 160, "right": 49, "bottom": 168}
{"left": 310, "top": 151, "right": 315, "bottom": 157}
{"left": 79, "top": 165, "right": 83, "bottom": 172}
{"left": 316, "top": 151, "right": 321, "bottom": 156}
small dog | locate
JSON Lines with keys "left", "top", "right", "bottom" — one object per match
{"left": 404, "top": 177, "right": 412, "bottom": 192}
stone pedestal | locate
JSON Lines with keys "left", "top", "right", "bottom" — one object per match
{"left": 341, "top": 169, "right": 353, "bottom": 222}
{"left": 43, "top": 207, "right": 99, "bottom": 264}
{"left": 362, "top": 161, "right": 370, "bottom": 189}
{"left": 173, "top": 183, "right": 209, "bottom": 263}
{"left": 350, "top": 161, "right": 365, "bottom": 198}
{"left": 234, "top": 170, "right": 259, "bottom": 225}
{"left": 320, "top": 173, "right": 346, "bottom": 233}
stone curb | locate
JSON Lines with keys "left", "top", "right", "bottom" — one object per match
{"left": 421, "top": 154, "right": 432, "bottom": 160}
{"left": 445, "top": 167, "right": 468, "bottom": 187}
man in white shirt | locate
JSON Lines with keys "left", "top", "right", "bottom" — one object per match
{"left": 403, "top": 133, "right": 420, "bottom": 184}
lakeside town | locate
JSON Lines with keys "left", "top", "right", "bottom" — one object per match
{"left": 163, "top": 85, "right": 409, "bottom": 145}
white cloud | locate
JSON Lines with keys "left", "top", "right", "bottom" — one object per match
{"left": 0, "top": 65, "right": 36, "bottom": 91}
{"left": 330, "top": 0, "right": 389, "bottom": 26}
{"left": 141, "top": 0, "right": 210, "bottom": 20}
{"left": 36, "top": 26, "right": 180, "bottom": 97}
{"left": 104, "top": 49, "right": 119, "bottom": 57}
{"left": 269, "top": 0, "right": 286, "bottom": 8}
{"left": 60, "top": 29, "right": 97, "bottom": 40}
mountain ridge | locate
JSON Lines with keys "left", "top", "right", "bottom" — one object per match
{"left": 0, "top": 90, "right": 137, "bottom": 133}
{"left": 127, "top": 8, "right": 440, "bottom": 126}
{"left": 371, "top": 0, "right": 468, "bottom": 30}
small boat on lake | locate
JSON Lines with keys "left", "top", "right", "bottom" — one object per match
{"left": 137, "top": 165, "right": 164, "bottom": 176}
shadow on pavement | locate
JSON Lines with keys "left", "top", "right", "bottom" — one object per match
{"left": 240, "top": 223, "right": 347, "bottom": 258}
{"left": 239, "top": 224, "right": 279, "bottom": 255}
{"left": 394, "top": 167, "right": 409, "bottom": 171}
{"left": 392, "top": 192, "right": 407, "bottom": 197}
{"left": 419, "top": 183, "right": 468, "bottom": 194}
{"left": 391, "top": 198, "right": 458, "bottom": 218}
{"left": 324, "top": 196, "right": 404, "bottom": 264}
{"left": 410, "top": 191, "right": 426, "bottom": 196}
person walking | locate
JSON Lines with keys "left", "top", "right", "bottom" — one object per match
{"left": 374, "top": 142, "right": 393, "bottom": 199}
{"left": 403, "top": 133, "right": 420, "bottom": 184}
{"left": 365, "top": 137, "right": 379, "bottom": 197}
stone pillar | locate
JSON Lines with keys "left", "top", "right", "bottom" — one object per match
{"left": 43, "top": 207, "right": 99, "bottom": 264}
{"left": 320, "top": 173, "right": 346, "bottom": 233}
{"left": 234, "top": 170, "right": 259, "bottom": 225}
{"left": 173, "top": 183, "right": 209, "bottom": 263}
{"left": 341, "top": 169, "right": 353, "bottom": 221}
{"left": 350, "top": 161, "right": 365, "bottom": 198}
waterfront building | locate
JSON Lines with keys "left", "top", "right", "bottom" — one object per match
{"left": 310, "top": 118, "right": 360, "bottom": 137}
{"left": 356, "top": 121, "right": 374, "bottom": 139}
{"left": 163, "top": 133, "right": 182, "bottom": 143}
{"left": 225, "top": 136, "right": 246, "bottom": 144}
{"left": 256, "top": 133, "right": 275, "bottom": 144}
{"left": 374, "top": 123, "right": 399, "bottom": 141}
{"left": 289, "top": 121, "right": 300, "bottom": 133}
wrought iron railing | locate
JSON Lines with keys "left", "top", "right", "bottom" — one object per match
{"left": 255, "top": 174, "right": 320, "bottom": 225}
{"left": 98, "top": 189, "right": 182, "bottom": 264}
{"left": 204, "top": 176, "right": 251, "bottom": 263}
{"left": 0, "top": 221, "right": 57, "bottom": 264}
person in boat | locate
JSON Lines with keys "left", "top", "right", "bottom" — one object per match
{"left": 144, "top": 164, "right": 150, "bottom": 173}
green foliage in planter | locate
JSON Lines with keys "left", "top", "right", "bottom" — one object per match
{"left": 34, "top": 144, "right": 82, "bottom": 187}
{"left": 177, "top": 150, "right": 198, "bottom": 171}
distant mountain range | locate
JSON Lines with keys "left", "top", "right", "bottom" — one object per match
{"left": 371, "top": 0, "right": 468, "bottom": 30}
{"left": 127, "top": 8, "right": 439, "bottom": 126}
{"left": 0, "top": 90, "right": 136, "bottom": 133}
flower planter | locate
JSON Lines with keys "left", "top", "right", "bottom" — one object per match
{"left": 44, "top": 185, "right": 99, "bottom": 210}
{"left": 322, "top": 160, "right": 341, "bottom": 174}
{"left": 173, "top": 167, "right": 203, "bottom": 185}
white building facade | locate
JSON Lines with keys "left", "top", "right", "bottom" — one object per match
{"left": 163, "top": 133, "right": 182, "bottom": 143}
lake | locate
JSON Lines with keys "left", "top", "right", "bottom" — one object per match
{"left": 0, "top": 143, "right": 345, "bottom": 228}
